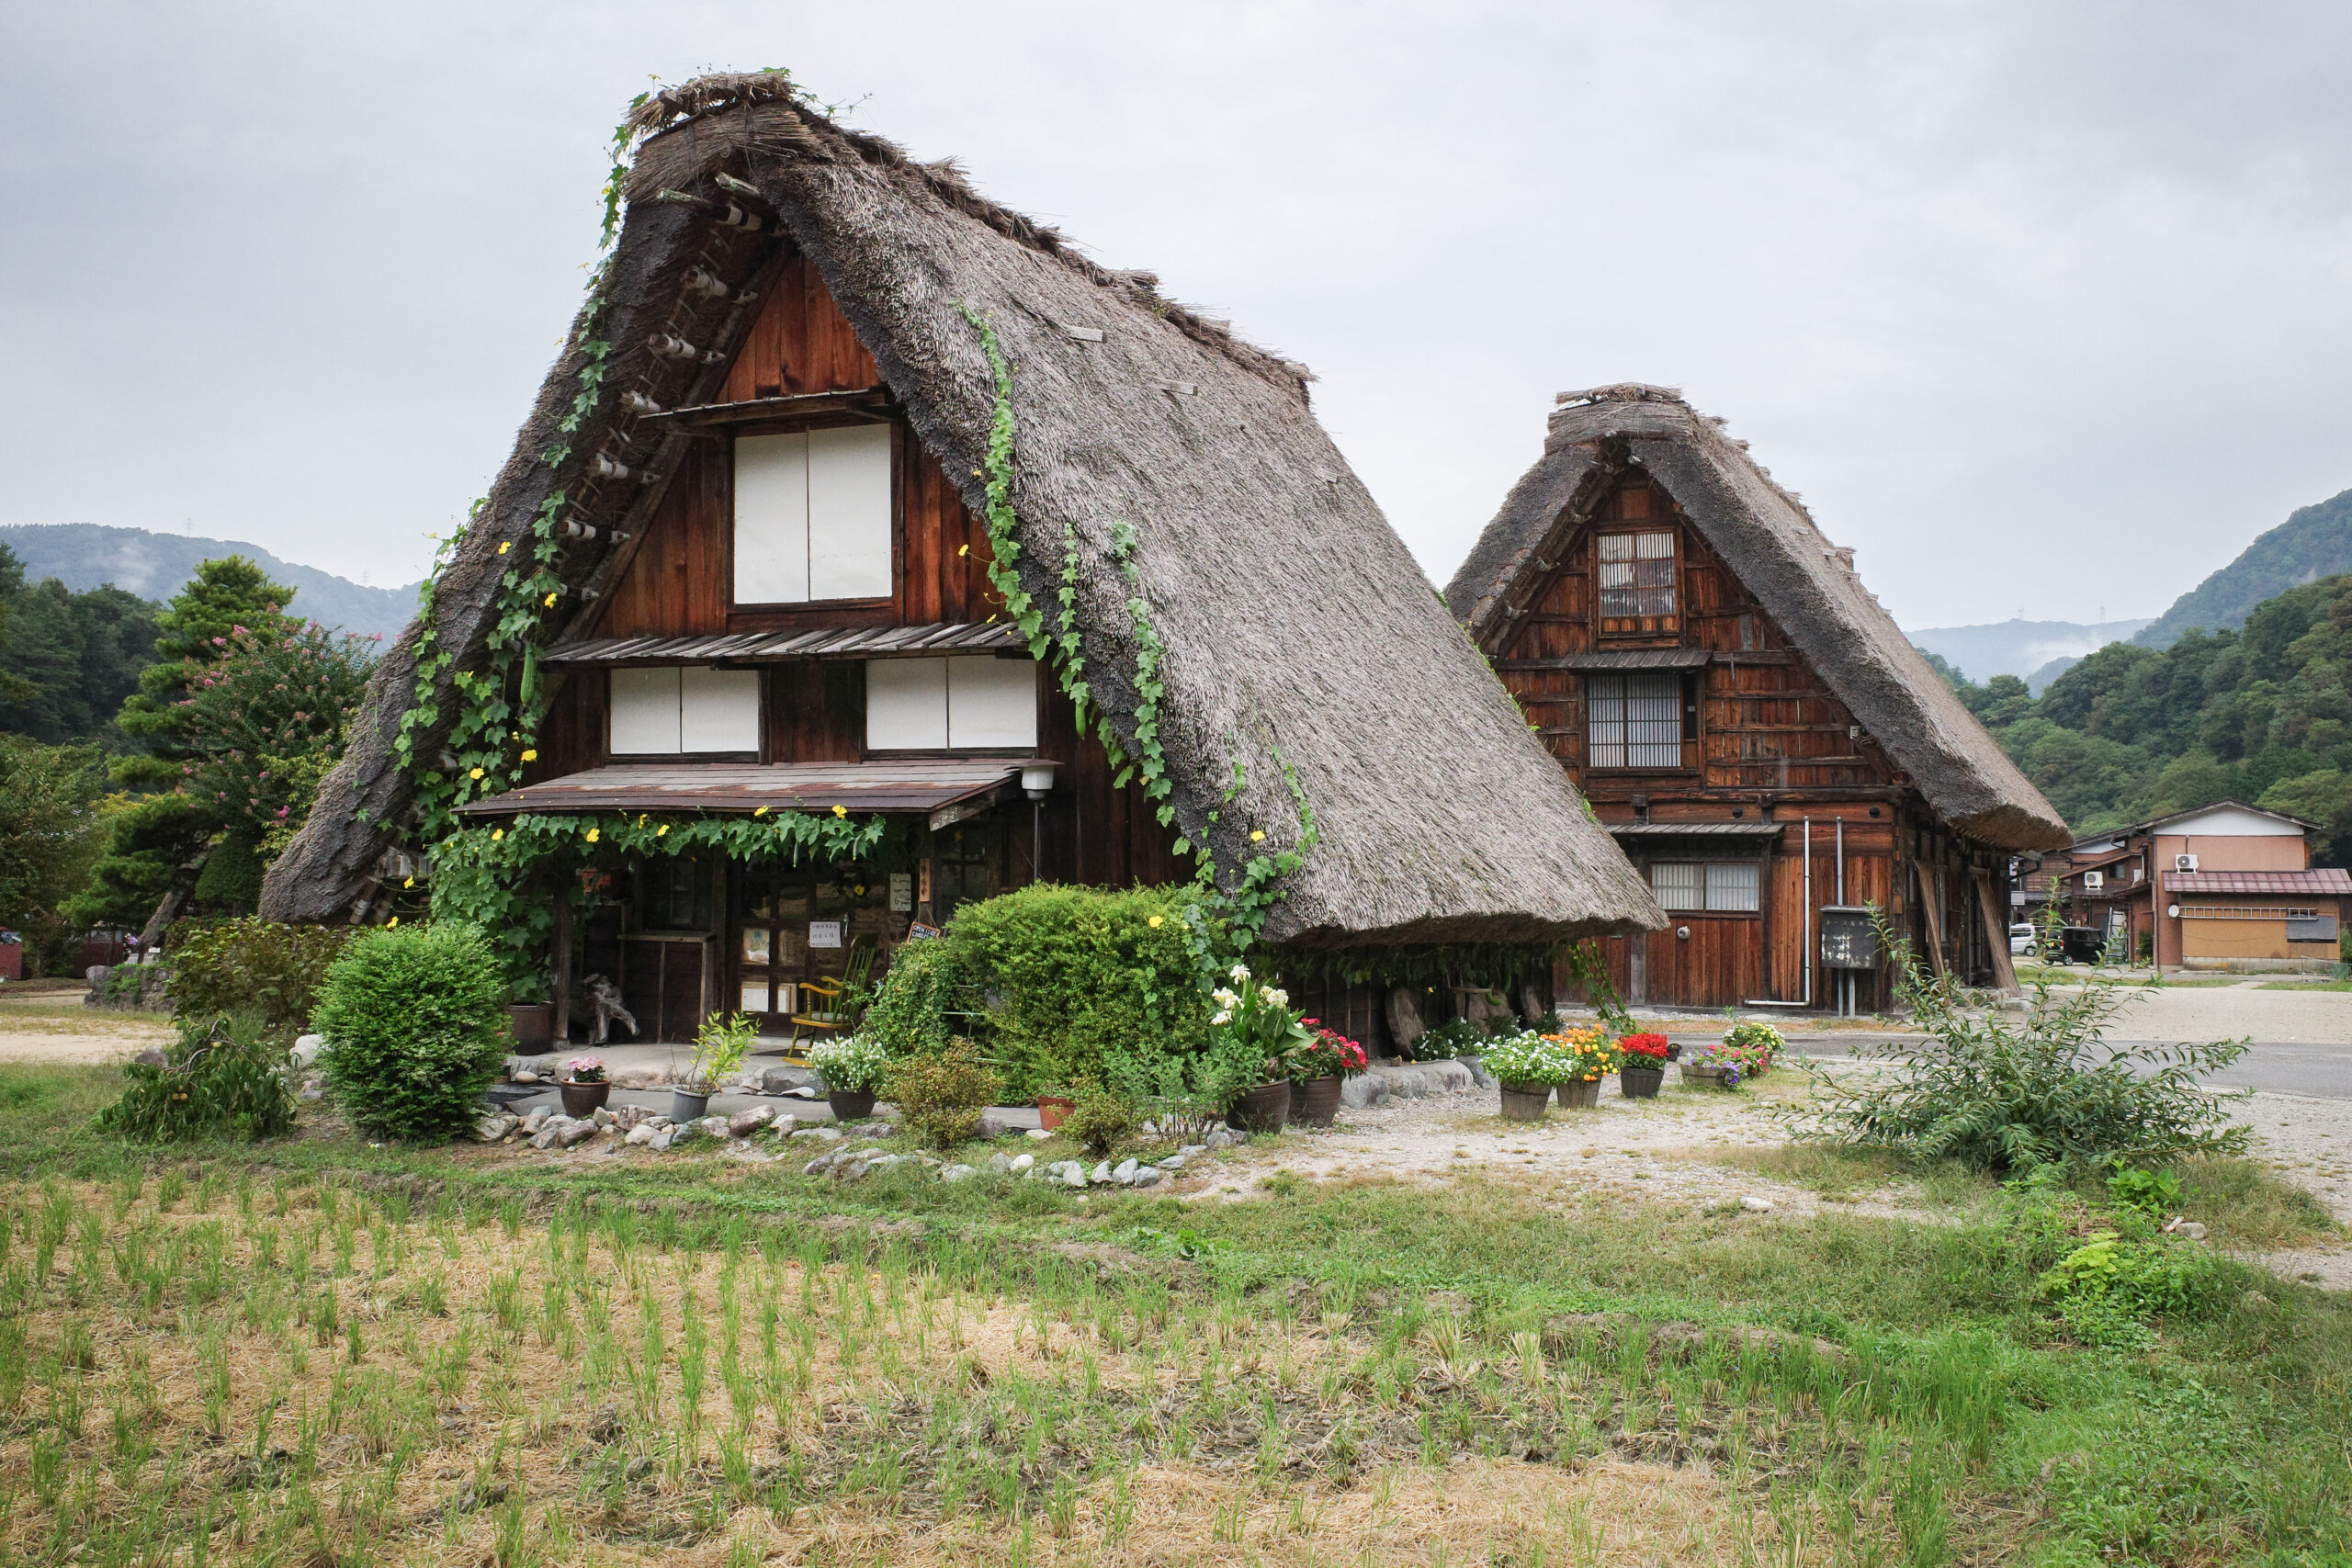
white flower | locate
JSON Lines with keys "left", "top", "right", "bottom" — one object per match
{"left": 1229, "top": 964, "right": 1250, "bottom": 983}
{"left": 1263, "top": 987, "right": 1288, "bottom": 1007}
{"left": 1212, "top": 987, "right": 1240, "bottom": 1008}
{"left": 1211, "top": 1010, "right": 1232, "bottom": 1026}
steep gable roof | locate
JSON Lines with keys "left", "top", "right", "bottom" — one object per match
{"left": 1445, "top": 385, "right": 2071, "bottom": 853}
{"left": 263, "top": 73, "right": 1661, "bottom": 945}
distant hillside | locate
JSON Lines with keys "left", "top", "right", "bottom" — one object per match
{"left": 2134, "top": 486, "right": 2352, "bottom": 649}
{"left": 0, "top": 525, "right": 422, "bottom": 643}
{"left": 1907, "top": 617, "right": 2153, "bottom": 685}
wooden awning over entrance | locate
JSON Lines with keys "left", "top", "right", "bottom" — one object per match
{"left": 457, "top": 760, "right": 1041, "bottom": 829}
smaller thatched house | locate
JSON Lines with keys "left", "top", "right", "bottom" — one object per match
{"left": 260, "top": 73, "right": 1659, "bottom": 1046}
{"left": 1446, "top": 385, "right": 2071, "bottom": 1010}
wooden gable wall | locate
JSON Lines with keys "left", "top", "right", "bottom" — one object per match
{"left": 1495, "top": 477, "right": 1899, "bottom": 799}
{"left": 588, "top": 250, "right": 1003, "bottom": 641}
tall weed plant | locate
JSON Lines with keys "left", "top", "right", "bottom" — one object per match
{"left": 1804, "top": 909, "right": 2249, "bottom": 1172}
{"left": 95, "top": 1012, "right": 295, "bottom": 1143}
{"left": 311, "top": 922, "right": 510, "bottom": 1142}
{"left": 166, "top": 917, "right": 354, "bottom": 1046}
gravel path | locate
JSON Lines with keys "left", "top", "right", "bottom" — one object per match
{"left": 1208, "top": 1068, "right": 2352, "bottom": 1288}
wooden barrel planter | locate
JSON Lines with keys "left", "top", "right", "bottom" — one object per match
{"left": 1679, "top": 1064, "right": 1736, "bottom": 1089}
{"left": 1228, "top": 1080, "right": 1292, "bottom": 1133}
{"left": 1499, "top": 1081, "right": 1551, "bottom": 1122}
{"left": 1294, "top": 1076, "right": 1342, "bottom": 1127}
{"left": 1556, "top": 1078, "right": 1602, "bottom": 1110}
{"left": 1620, "top": 1064, "right": 1665, "bottom": 1100}
{"left": 508, "top": 1003, "right": 555, "bottom": 1050}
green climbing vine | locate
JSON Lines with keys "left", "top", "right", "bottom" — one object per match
{"left": 956, "top": 303, "right": 1318, "bottom": 952}
{"left": 390, "top": 96, "right": 652, "bottom": 845}
{"left": 430, "top": 807, "right": 886, "bottom": 999}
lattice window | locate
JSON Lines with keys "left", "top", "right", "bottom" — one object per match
{"left": 1597, "top": 532, "right": 1676, "bottom": 626}
{"left": 1647, "top": 862, "right": 1762, "bottom": 913}
{"left": 2177, "top": 906, "right": 2319, "bottom": 920}
{"left": 1587, "top": 671, "right": 1682, "bottom": 768}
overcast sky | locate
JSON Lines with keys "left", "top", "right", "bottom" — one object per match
{"left": 6, "top": 2, "right": 2349, "bottom": 632}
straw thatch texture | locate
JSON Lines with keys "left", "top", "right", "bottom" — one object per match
{"left": 264, "top": 73, "right": 1661, "bottom": 945}
{"left": 1445, "top": 387, "right": 2071, "bottom": 853}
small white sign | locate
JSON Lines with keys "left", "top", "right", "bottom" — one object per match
{"left": 888, "top": 873, "right": 912, "bottom": 912}
{"left": 809, "top": 920, "right": 843, "bottom": 949}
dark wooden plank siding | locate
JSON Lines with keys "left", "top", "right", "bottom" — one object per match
{"left": 765, "top": 663, "right": 865, "bottom": 764}
{"left": 719, "top": 252, "right": 883, "bottom": 402}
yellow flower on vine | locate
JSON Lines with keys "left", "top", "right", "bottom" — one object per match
{"left": 401, "top": 876, "right": 413, "bottom": 889}
{"left": 584, "top": 828, "right": 599, "bottom": 843}
{"left": 753, "top": 806, "right": 770, "bottom": 818}
{"left": 656, "top": 824, "right": 669, "bottom": 837}
{"left": 543, "top": 592, "right": 558, "bottom": 607}
{"left": 1148, "top": 915, "right": 1164, "bottom": 929}
{"left": 386, "top": 916, "right": 399, "bottom": 928}
{"left": 469, "top": 767, "right": 484, "bottom": 780}
{"left": 1250, "top": 829, "right": 1266, "bottom": 842}
{"left": 491, "top": 829, "right": 503, "bottom": 841}
{"left": 636, "top": 814, "right": 647, "bottom": 828}
{"left": 520, "top": 749, "right": 537, "bottom": 762}
{"left": 497, "top": 541, "right": 511, "bottom": 554}
{"left": 831, "top": 805, "right": 848, "bottom": 818}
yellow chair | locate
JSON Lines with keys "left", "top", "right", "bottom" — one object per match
{"left": 787, "top": 976, "right": 848, "bottom": 1051}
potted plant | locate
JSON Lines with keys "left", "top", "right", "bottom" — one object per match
{"left": 1547, "top": 1026, "right": 1623, "bottom": 1109}
{"left": 672, "top": 1010, "right": 755, "bottom": 1122}
{"left": 809, "top": 1032, "right": 891, "bottom": 1122}
{"left": 1679, "top": 1045, "right": 1745, "bottom": 1089}
{"left": 1617, "top": 1032, "right": 1671, "bottom": 1100}
{"left": 558, "top": 1055, "right": 609, "bottom": 1118}
{"left": 1717, "top": 1020, "right": 1783, "bottom": 1079}
{"left": 1482, "top": 1030, "right": 1565, "bottom": 1122}
{"left": 1290, "top": 1019, "right": 1369, "bottom": 1127}
{"left": 1035, "top": 1084, "right": 1080, "bottom": 1132}
{"left": 1211, "top": 963, "right": 1310, "bottom": 1132}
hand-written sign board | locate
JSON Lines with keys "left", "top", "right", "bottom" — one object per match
{"left": 808, "top": 921, "right": 844, "bottom": 950}
{"left": 1818, "top": 906, "right": 1880, "bottom": 971}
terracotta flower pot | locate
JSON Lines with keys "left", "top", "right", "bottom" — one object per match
{"left": 1294, "top": 1076, "right": 1342, "bottom": 1127}
{"left": 1499, "top": 1082, "right": 1551, "bottom": 1122}
{"left": 559, "top": 1080, "right": 609, "bottom": 1118}
{"left": 1228, "top": 1080, "right": 1292, "bottom": 1134}
{"left": 1620, "top": 1064, "right": 1665, "bottom": 1100}
{"left": 828, "top": 1089, "right": 877, "bottom": 1122}
{"left": 1556, "top": 1077, "right": 1602, "bottom": 1110}
{"left": 1036, "top": 1095, "right": 1076, "bottom": 1132}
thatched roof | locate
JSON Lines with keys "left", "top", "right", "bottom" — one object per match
{"left": 263, "top": 72, "right": 1662, "bottom": 946}
{"left": 1445, "top": 386, "right": 2071, "bottom": 853}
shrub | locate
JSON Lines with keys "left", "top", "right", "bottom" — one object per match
{"left": 944, "top": 884, "right": 1212, "bottom": 1097}
{"left": 96, "top": 1014, "right": 294, "bottom": 1143}
{"left": 809, "top": 1033, "right": 891, "bottom": 1096}
{"left": 860, "top": 938, "right": 975, "bottom": 1061}
{"left": 1415, "top": 1018, "right": 1485, "bottom": 1062}
{"left": 885, "top": 1040, "right": 1002, "bottom": 1151}
{"left": 166, "top": 917, "right": 354, "bottom": 1047}
{"left": 1058, "top": 1081, "right": 1141, "bottom": 1156}
{"left": 311, "top": 922, "right": 511, "bottom": 1143}
{"left": 1804, "top": 910, "right": 2250, "bottom": 1172}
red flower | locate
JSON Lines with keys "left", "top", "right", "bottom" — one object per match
{"left": 1620, "top": 1032, "right": 1672, "bottom": 1060}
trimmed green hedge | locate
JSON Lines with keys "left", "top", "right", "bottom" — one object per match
{"left": 311, "top": 922, "right": 509, "bottom": 1143}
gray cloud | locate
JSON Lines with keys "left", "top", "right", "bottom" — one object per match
{"left": 6, "top": 1, "right": 2349, "bottom": 627}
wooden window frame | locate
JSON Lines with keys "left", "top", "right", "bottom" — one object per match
{"left": 1594, "top": 528, "right": 1679, "bottom": 638}
{"left": 1583, "top": 670, "right": 1702, "bottom": 773}
{"left": 1645, "top": 858, "right": 1764, "bottom": 918}
{"left": 725, "top": 413, "right": 903, "bottom": 615}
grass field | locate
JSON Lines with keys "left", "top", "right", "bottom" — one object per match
{"left": 1, "top": 1061, "right": 2348, "bottom": 1566}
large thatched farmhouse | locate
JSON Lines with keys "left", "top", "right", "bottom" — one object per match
{"left": 260, "top": 73, "right": 1658, "bottom": 1045}
{"left": 1446, "top": 385, "right": 2070, "bottom": 1010}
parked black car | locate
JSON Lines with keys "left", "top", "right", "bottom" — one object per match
{"left": 2049, "top": 925, "right": 2106, "bottom": 965}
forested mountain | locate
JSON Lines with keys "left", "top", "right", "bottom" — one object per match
{"left": 1933, "top": 573, "right": 2352, "bottom": 863}
{"left": 1909, "top": 617, "right": 2152, "bottom": 685}
{"left": 2133, "top": 486, "right": 2352, "bottom": 649}
{"left": 0, "top": 546, "right": 158, "bottom": 745}
{"left": 0, "top": 525, "right": 421, "bottom": 642}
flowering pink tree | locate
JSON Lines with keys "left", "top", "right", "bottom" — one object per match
{"left": 177, "top": 621, "right": 376, "bottom": 855}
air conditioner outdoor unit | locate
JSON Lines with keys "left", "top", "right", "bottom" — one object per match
{"left": 2083, "top": 871, "right": 2105, "bottom": 890}
{"left": 2174, "top": 853, "right": 2199, "bottom": 874}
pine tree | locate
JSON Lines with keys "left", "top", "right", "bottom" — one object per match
{"left": 113, "top": 557, "right": 293, "bottom": 790}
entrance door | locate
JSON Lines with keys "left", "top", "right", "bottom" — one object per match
{"left": 732, "top": 863, "right": 896, "bottom": 1036}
